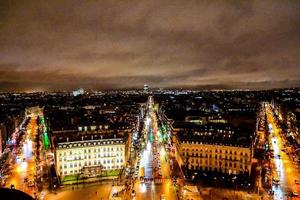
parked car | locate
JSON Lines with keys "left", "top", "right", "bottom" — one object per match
{"left": 292, "top": 191, "right": 299, "bottom": 196}
{"left": 131, "top": 190, "right": 136, "bottom": 197}
{"left": 28, "top": 180, "right": 35, "bottom": 187}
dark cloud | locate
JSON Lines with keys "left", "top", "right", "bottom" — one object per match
{"left": 0, "top": 0, "right": 300, "bottom": 91}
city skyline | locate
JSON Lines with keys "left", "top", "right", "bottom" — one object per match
{"left": 1, "top": 0, "right": 300, "bottom": 91}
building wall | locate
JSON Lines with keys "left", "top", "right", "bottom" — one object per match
{"left": 55, "top": 140, "right": 126, "bottom": 177}
{"left": 176, "top": 141, "right": 252, "bottom": 175}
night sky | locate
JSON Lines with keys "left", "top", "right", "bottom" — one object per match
{"left": 0, "top": 0, "right": 300, "bottom": 91}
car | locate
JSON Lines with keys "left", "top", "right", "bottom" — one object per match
{"left": 28, "top": 180, "right": 35, "bottom": 187}
{"left": 160, "top": 194, "right": 166, "bottom": 200}
{"left": 273, "top": 178, "right": 280, "bottom": 184}
{"left": 292, "top": 191, "right": 299, "bottom": 196}
{"left": 295, "top": 180, "right": 300, "bottom": 184}
{"left": 131, "top": 190, "right": 136, "bottom": 197}
{"left": 24, "top": 177, "right": 28, "bottom": 183}
{"left": 268, "top": 190, "right": 274, "bottom": 195}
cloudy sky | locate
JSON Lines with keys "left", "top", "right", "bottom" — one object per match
{"left": 0, "top": 0, "right": 300, "bottom": 91}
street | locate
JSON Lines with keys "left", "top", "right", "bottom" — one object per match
{"left": 5, "top": 115, "right": 38, "bottom": 198}
{"left": 266, "top": 104, "right": 300, "bottom": 200}
{"left": 44, "top": 183, "right": 112, "bottom": 200}
{"left": 129, "top": 96, "right": 178, "bottom": 200}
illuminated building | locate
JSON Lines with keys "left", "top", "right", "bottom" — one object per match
{"left": 72, "top": 88, "right": 84, "bottom": 96}
{"left": 174, "top": 124, "right": 253, "bottom": 176}
{"left": 55, "top": 134, "right": 128, "bottom": 177}
{"left": 143, "top": 84, "right": 149, "bottom": 93}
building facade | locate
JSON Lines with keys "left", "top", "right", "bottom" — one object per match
{"left": 176, "top": 141, "right": 252, "bottom": 175}
{"left": 55, "top": 137, "right": 127, "bottom": 177}
{"left": 174, "top": 124, "right": 253, "bottom": 177}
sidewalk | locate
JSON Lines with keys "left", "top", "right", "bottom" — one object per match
{"left": 200, "top": 187, "right": 264, "bottom": 200}
{"left": 61, "top": 176, "right": 117, "bottom": 185}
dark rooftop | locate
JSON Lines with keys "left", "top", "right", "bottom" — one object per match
{"left": 176, "top": 123, "right": 254, "bottom": 148}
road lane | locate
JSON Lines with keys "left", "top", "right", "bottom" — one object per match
{"left": 131, "top": 97, "right": 177, "bottom": 200}
{"left": 5, "top": 116, "right": 38, "bottom": 198}
{"left": 266, "top": 104, "right": 300, "bottom": 200}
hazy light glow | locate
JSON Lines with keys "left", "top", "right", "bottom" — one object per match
{"left": 140, "top": 183, "right": 146, "bottom": 193}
